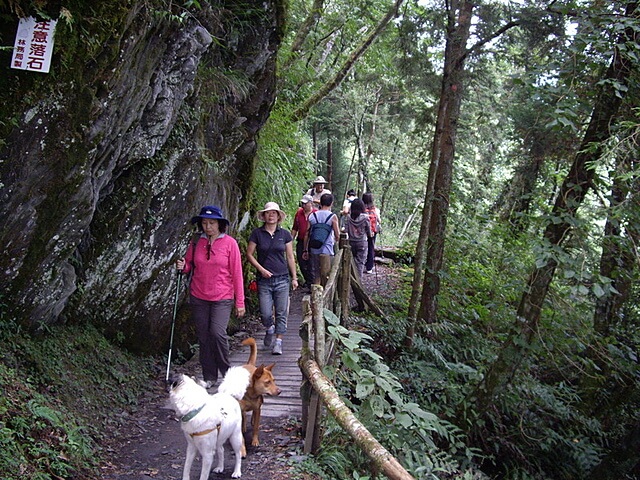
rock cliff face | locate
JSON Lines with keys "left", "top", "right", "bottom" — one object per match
{"left": 0, "top": 1, "right": 284, "bottom": 353}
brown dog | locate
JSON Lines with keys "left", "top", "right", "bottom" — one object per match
{"left": 240, "top": 337, "right": 282, "bottom": 446}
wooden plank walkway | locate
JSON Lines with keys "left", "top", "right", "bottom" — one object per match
{"left": 228, "top": 289, "right": 307, "bottom": 419}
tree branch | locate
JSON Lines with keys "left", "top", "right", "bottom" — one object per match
{"left": 291, "top": 0, "right": 405, "bottom": 122}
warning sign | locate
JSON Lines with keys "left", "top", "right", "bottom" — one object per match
{"left": 11, "top": 17, "right": 57, "bottom": 73}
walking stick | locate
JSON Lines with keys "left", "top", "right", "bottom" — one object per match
{"left": 165, "top": 270, "right": 183, "bottom": 383}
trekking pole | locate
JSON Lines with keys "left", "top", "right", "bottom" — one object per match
{"left": 165, "top": 270, "right": 183, "bottom": 383}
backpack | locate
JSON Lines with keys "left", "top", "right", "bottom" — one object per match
{"left": 366, "top": 207, "right": 380, "bottom": 234}
{"left": 309, "top": 212, "right": 334, "bottom": 249}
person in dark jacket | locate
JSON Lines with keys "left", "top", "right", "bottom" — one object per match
{"left": 345, "top": 198, "right": 372, "bottom": 278}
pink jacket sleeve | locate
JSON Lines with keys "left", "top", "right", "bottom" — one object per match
{"left": 229, "top": 238, "right": 245, "bottom": 309}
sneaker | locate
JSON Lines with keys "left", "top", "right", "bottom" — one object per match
{"left": 199, "top": 379, "right": 215, "bottom": 389}
{"left": 264, "top": 325, "right": 275, "bottom": 347}
{"left": 272, "top": 339, "right": 283, "bottom": 355}
{"left": 366, "top": 269, "right": 373, "bottom": 274}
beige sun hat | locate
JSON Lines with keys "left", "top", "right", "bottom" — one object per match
{"left": 312, "top": 175, "right": 327, "bottom": 184}
{"left": 257, "top": 201, "right": 286, "bottom": 222}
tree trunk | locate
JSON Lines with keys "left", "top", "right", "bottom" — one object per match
{"left": 593, "top": 162, "right": 638, "bottom": 335}
{"left": 284, "top": 0, "right": 325, "bottom": 68}
{"left": 473, "top": 1, "right": 638, "bottom": 413}
{"left": 326, "top": 138, "right": 333, "bottom": 189}
{"left": 406, "top": 0, "right": 474, "bottom": 342}
{"left": 493, "top": 151, "right": 545, "bottom": 233}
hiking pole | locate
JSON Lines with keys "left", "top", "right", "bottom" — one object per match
{"left": 165, "top": 270, "right": 183, "bottom": 383}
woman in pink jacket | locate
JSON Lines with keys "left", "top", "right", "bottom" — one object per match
{"left": 176, "top": 206, "right": 245, "bottom": 389}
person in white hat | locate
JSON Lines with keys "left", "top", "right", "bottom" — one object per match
{"left": 291, "top": 194, "right": 316, "bottom": 289}
{"left": 246, "top": 202, "right": 299, "bottom": 355}
{"left": 306, "top": 175, "right": 331, "bottom": 207}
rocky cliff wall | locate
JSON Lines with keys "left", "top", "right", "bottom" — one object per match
{"left": 0, "top": 0, "right": 284, "bottom": 353}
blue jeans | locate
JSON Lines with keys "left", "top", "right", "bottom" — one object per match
{"left": 257, "top": 274, "right": 290, "bottom": 335}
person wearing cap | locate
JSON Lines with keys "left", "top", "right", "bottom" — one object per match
{"left": 340, "top": 189, "right": 357, "bottom": 230}
{"left": 304, "top": 193, "right": 341, "bottom": 285}
{"left": 176, "top": 206, "right": 245, "bottom": 389}
{"left": 291, "top": 194, "right": 316, "bottom": 289}
{"left": 246, "top": 202, "right": 299, "bottom": 355}
{"left": 306, "top": 175, "right": 332, "bottom": 207}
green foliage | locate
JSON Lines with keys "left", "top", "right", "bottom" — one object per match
{"left": 250, "top": 103, "right": 315, "bottom": 219}
{"left": 0, "top": 299, "right": 156, "bottom": 478}
{"left": 307, "top": 309, "right": 483, "bottom": 479}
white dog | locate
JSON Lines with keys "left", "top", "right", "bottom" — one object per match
{"left": 168, "top": 368, "right": 250, "bottom": 479}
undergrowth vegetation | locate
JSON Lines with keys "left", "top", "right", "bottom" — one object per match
{"left": 0, "top": 301, "right": 157, "bottom": 479}
{"left": 292, "top": 224, "right": 639, "bottom": 479}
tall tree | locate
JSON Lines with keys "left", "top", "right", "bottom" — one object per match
{"left": 406, "top": 0, "right": 520, "bottom": 343}
{"left": 473, "top": 0, "right": 639, "bottom": 414}
{"left": 592, "top": 154, "right": 639, "bottom": 335}
{"left": 290, "top": 0, "right": 405, "bottom": 121}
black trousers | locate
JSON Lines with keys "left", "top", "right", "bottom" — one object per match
{"left": 296, "top": 239, "right": 312, "bottom": 286}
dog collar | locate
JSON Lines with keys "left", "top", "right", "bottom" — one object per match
{"left": 181, "top": 404, "right": 206, "bottom": 423}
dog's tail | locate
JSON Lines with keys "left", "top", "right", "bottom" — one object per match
{"left": 218, "top": 366, "right": 251, "bottom": 400}
{"left": 241, "top": 337, "right": 257, "bottom": 366}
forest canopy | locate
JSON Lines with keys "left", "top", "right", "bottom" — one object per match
{"left": 253, "top": 0, "right": 640, "bottom": 477}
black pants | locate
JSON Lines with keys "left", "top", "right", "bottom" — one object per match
{"left": 366, "top": 234, "right": 377, "bottom": 272}
{"left": 190, "top": 296, "right": 232, "bottom": 382}
{"left": 296, "top": 239, "right": 312, "bottom": 286}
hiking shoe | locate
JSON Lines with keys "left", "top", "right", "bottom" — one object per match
{"left": 272, "top": 339, "right": 283, "bottom": 355}
{"left": 264, "top": 325, "right": 275, "bottom": 347}
{"left": 199, "top": 379, "right": 215, "bottom": 389}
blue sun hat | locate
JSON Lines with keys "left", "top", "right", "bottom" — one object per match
{"left": 191, "top": 205, "right": 228, "bottom": 225}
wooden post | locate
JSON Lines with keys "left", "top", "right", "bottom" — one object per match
{"left": 319, "top": 254, "right": 332, "bottom": 287}
{"left": 304, "top": 285, "right": 326, "bottom": 454}
{"left": 299, "top": 295, "right": 312, "bottom": 435}
{"left": 339, "top": 243, "right": 352, "bottom": 325}
{"left": 312, "top": 285, "right": 325, "bottom": 364}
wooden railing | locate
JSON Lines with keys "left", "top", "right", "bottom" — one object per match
{"left": 298, "top": 238, "right": 415, "bottom": 480}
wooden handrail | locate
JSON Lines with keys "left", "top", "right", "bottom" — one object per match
{"left": 298, "top": 259, "right": 415, "bottom": 479}
{"left": 299, "top": 355, "right": 415, "bottom": 480}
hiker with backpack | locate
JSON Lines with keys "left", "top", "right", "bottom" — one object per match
{"left": 344, "top": 198, "right": 373, "bottom": 279}
{"left": 340, "top": 189, "right": 357, "bottom": 230}
{"left": 303, "top": 193, "right": 341, "bottom": 285}
{"left": 362, "top": 192, "right": 381, "bottom": 274}
{"left": 175, "top": 206, "right": 245, "bottom": 389}
{"left": 246, "top": 202, "right": 298, "bottom": 355}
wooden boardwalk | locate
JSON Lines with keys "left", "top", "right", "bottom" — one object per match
{"left": 228, "top": 289, "right": 306, "bottom": 419}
